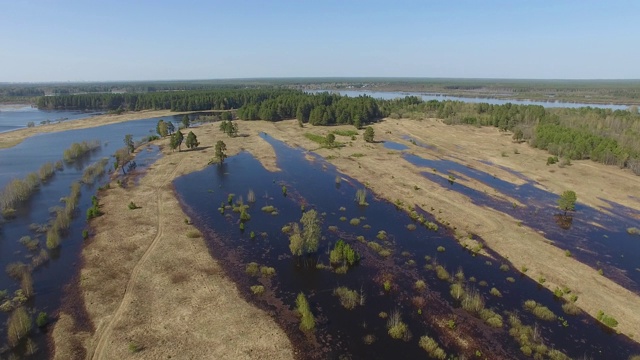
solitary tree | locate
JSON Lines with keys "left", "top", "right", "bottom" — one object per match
{"left": 166, "top": 121, "right": 175, "bottom": 135}
{"left": 363, "top": 126, "right": 375, "bottom": 143}
{"left": 512, "top": 128, "right": 524, "bottom": 142}
{"left": 558, "top": 190, "right": 577, "bottom": 214}
{"left": 156, "top": 120, "right": 168, "bottom": 137}
{"left": 7, "top": 307, "right": 32, "bottom": 347}
{"left": 170, "top": 131, "right": 184, "bottom": 152}
{"left": 124, "top": 134, "right": 134, "bottom": 153}
{"left": 326, "top": 133, "right": 336, "bottom": 147}
{"left": 185, "top": 131, "right": 199, "bottom": 150}
{"left": 115, "top": 147, "right": 133, "bottom": 174}
{"left": 182, "top": 115, "right": 190, "bottom": 129}
{"left": 214, "top": 140, "right": 227, "bottom": 163}
{"left": 289, "top": 209, "right": 321, "bottom": 257}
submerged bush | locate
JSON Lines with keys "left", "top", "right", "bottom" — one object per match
{"left": 0, "top": 172, "right": 41, "bottom": 214}
{"left": 523, "top": 300, "right": 556, "bottom": 321}
{"left": 63, "top": 140, "right": 101, "bottom": 162}
{"left": 419, "top": 336, "right": 447, "bottom": 360}
{"left": 7, "top": 307, "right": 32, "bottom": 347}
{"left": 333, "top": 287, "right": 360, "bottom": 310}
{"left": 329, "top": 240, "right": 360, "bottom": 267}
{"left": 296, "top": 292, "right": 315, "bottom": 331}
{"left": 387, "top": 310, "right": 409, "bottom": 340}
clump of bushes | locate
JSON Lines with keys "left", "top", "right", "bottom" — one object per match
{"left": 386, "top": 310, "right": 409, "bottom": 340}
{"left": 523, "top": 300, "right": 557, "bottom": 321}
{"left": 0, "top": 172, "right": 41, "bottom": 215}
{"left": 434, "top": 265, "right": 450, "bottom": 281}
{"left": 627, "top": 227, "right": 640, "bottom": 236}
{"left": 596, "top": 310, "right": 618, "bottom": 328}
{"left": 86, "top": 195, "right": 102, "bottom": 220}
{"left": 63, "top": 140, "right": 101, "bottom": 162}
{"left": 349, "top": 218, "right": 361, "bottom": 226}
{"left": 261, "top": 205, "right": 277, "bottom": 214}
{"left": 81, "top": 158, "right": 109, "bottom": 184}
{"left": 250, "top": 285, "right": 264, "bottom": 295}
{"left": 418, "top": 336, "right": 446, "bottom": 359}
{"left": 333, "top": 287, "right": 361, "bottom": 310}
{"left": 7, "top": 307, "right": 32, "bottom": 347}
{"left": 329, "top": 240, "right": 360, "bottom": 268}
{"left": 296, "top": 292, "right": 315, "bottom": 331}
{"left": 490, "top": 287, "right": 502, "bottom": 297}
{"left": 38, "top": 162, "right": 56, "bottom": 182}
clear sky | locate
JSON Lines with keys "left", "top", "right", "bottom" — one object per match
{"left": 1, "top": 0, "right": 639, "bottom": 82}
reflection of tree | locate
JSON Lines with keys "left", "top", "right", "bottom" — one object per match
{"left": 554, "top": 214, "right": 573, "bottom": 230}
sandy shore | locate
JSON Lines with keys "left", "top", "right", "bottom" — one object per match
{"left": 0, "top": 110, "right": 194, "bottom": 149}
{"left": 51, "top": 117, "right": 640, "bottom": 358}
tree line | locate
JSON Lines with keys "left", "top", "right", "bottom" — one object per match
{"left": 36, "top": 89, "right": 640, "bottom": 173}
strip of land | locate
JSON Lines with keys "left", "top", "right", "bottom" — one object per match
{"left": 0, "top": 110, "right": 192, "bottom": 149}
{"left": 52, "top": 117, "right": 640, "bottom": 358}
{"left": 51, "top": 126, "right": 291, "bottom": 359}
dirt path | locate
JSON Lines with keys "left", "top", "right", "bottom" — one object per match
{"left": 89, "top": 157, "right": 183, "bottom": 360}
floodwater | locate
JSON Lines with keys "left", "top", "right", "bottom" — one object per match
{"left": 0, "top": 105, "right": 102, "bottom": 134}
{"left": 402, "top": 153, "right": 640, "bottom": 293}
{"left": 308, "top": 90, "right": 632, "bottom": 110}
{"left": 174, "top": 133, "right": 640, "bottom": 359}
{"left": 0, "top": 114, "right": 174, "bottom": 357}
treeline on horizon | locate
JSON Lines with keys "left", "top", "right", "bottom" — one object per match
{"left": 35, "top": 89, "right": 640, "bottom": 174}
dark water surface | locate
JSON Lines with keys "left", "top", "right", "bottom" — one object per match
{"left": 175, "top": 134, "right": 640, "bottom": 359}
{"left": 402, "top": 153, "right": 640, "bottom": 293}
{"left": 0, "top": 115, "right": 174, "bottom": 357}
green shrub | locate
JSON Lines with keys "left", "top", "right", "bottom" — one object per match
{"left": 499, "top": 264, "right": 509, "bottom": 272}
{"left": 436, "top": 246, "right": 445, "bottom": 252}
{"left": 490, "top": 287, "right": 502, "bottom": 297}
{"left": 329, "top": 240, "right": 360, "bottom": 267}
{"left": 36, "top": 312, "right": 48, "bottom": 327}
{"left": 296, "top": 292, "right": 315, "bottom": 331}
{"left": 596, "top": 310, "right": 618, "bottom": 328}
{"left": 435, "top": 265, "right": 450, "bottom": 281}
{"left": 386, "top": 311, "right": 408, "bottom": 340}
{"left": 349, "top": 218, "right": 361, "bottom": 226}
{"left": 250, "top": 285, "right": 265, "bottom": 295}
{"left": 406, "top": 223, "right": 417, "bottom": 231}
{"left": 628, "top": 227, "right": 640, "bottom": 235}
{"left": 186, "top": 230, "right": 201, "bottom": 238}
{"left": 523, "top": 300, "right": 556, "bottom": 321}
{"left": 260, "top": 266, "right": 276, "bottom": 277}
{"left": 333, "top": 287, "right": 360, "bottom": 310}
{"left": 245, "top": 262, "right": 259, "bottom": 276}
{"left": 128, "top": 342, "right": 141, "bottom": 353}
{"left": 419, "top": 336, "right": 446, "bottom": 359}
{"left": 414, "top": 280, "right": 426, "bottom": 291}
{"left": 261, "top": 205, "right": 277, "bottom": 213}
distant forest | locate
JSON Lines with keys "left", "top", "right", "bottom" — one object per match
{"left": 33, "top": 89, "right": 640, "bottom": 175}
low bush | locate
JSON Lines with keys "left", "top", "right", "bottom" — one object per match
{"left": 596, "top": 310, "right": 618, "bottom": 328}
{"left": 523, "top": 300, "right": 556, "bottom": 321}
{"left": 419, "top": 336, "right": 446, "bottom": 359}
{"left": 349, "top": 218, "right": 361, "bottom": 226}
{"left": 250, "top": 285, "right": 264, "bottom": 295}
{"left": 561, "top": 302, "right": 581, "bottom": 315}
{"left": 296, "top": 292, "right": 315, "bottom": 331}
{"left": 333, "top": 287, "right": 360, "bottom": 310}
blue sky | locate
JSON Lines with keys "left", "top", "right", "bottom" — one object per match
{"left": 1, "top": 0, "right": 639, "bottom": 82}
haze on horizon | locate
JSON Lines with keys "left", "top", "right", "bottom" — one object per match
{"left": 1, "top": 0, "right": 639, "bottom": 83}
